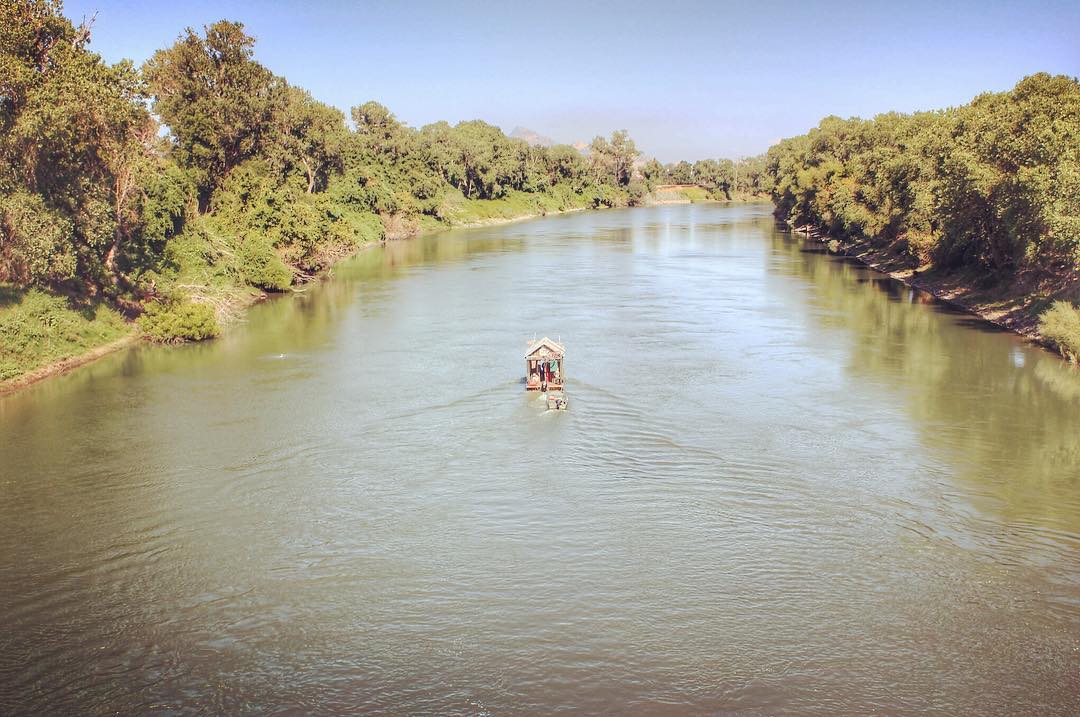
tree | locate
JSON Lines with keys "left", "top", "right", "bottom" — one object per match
{"left": 0, "top": 0, "right": 78, "bottom": 137}
{"left": 270, "top": 86, "right": 346, "bottom": 193}
{"left": 640, "top": 158, "right": 665, "bottom": 188}
{"left": 692, "top": 158, "right": 732, "bottom": 197}
{"left": 666, "top": 160, "right": 692, "bottom": 184}
{"left": 0, "top": 191, "right": 76, "bottom": 285}
{"left": 764, "top": 73, "right": 1080, "bottom": 277}
{"left": 937, "top": 73, "right": 1080, "bottom": 271}
{"left": 418, "top": 119, "right": 525, "bottom": 199}
{"left": 0, "top": 0, "right": 174, "bottom": 292}
{"left": 144, "top": 20, "right": 283, "bottom": 209}
{"left": 418, "top": 120, "right": 466, "bottom": 195}
{"left": 589, "top": 130, "right": 637, "bottom": 186}
{"left": 545, "top": 144, "right": 589, "bottom": 190}
{"left": 351, "top": 101, "right": 411, "bottom": 159}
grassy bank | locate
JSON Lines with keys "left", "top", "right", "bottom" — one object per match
{"left": 648, "top": 185, "right": 769, "bottom": 204}
{"left": 650, "top": 185, "right": 712, "bottom": 203}
{"left": 438, "top": 187, "right": 593, "bottom": 226}
{"left": 0, "top": 194, "right": 598, "bottom": 393}
{"left": 0, "top": 286, "right": 134, "bottom": 389}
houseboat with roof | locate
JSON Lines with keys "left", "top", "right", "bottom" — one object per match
{"left": 525, "top": 337, "right": 567, "bottom": 409}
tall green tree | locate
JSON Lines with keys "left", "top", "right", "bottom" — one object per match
{"left": 666, "top": 160, "right": 693, "bottom": 184}
{"left": 269, "top": 86, "right": 346, "bottom": 193}
{"left": 144, "top": 20, "right": 282, "bottom": 209}
{"left": 545, "top": 144, "right": 590, "bottom": 191}
{"left": 1, "top": 0, "right": 178, "bottom": 291}
{"left": 640, "top": 158, "right": 665, "bottom": 188}
{"left": 589, "top": 130, "right": 638, "bottom": 186}
{"left": 351, "top": 101, "right": 412, "bottom": 160}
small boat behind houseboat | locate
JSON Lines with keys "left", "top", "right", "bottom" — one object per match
{"left": 546, "top": 390, "right": 568, "bottom": 410}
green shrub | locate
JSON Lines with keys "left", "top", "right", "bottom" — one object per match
{"left": 1039, "top": 301, "right": 1080, "bottom": 362}
{"left": 678, "top": 186, "right": 710, "bottom": 202}
{"left": 138, "top": 300, "right": 219, "bottom": 343}
{"left": 549, "top": 183, "right": 588, "bottom": 211}
{"left": 325, "top": 204, "right": 384, "bottom": 245}
{"left": 905, "top": 230, "right": 939, "bottom": 264}
{"left": 238, "top": 237, "right": 293, "bottom": 290}
{"left": 592, "top": 185, "right": 625, "bottom": 208}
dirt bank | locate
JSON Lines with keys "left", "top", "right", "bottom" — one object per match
{"left": 795, "top": 225, "right": 1080, "bottom": 359}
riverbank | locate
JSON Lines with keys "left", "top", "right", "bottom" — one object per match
{"left": 648, "top": 185, "right": 767, "bottom": 204}
{"left": 0, "top": 287, "right": 137, "bottom": 395}
{"left": 796, "top": 225, "right": 1080, "bottom": 360}
{"left": 0, "top": 200, "right": 598, "bottom": 395}
{"left": 0, "top": 335, "right": 138, "bottom": 397}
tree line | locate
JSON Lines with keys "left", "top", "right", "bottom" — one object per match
{"left": 0, "top": 2, "right": 651, "bottom": 338}
{"left": 2, "top": 2, "right": 1075, "bottom": 353}
{"left": 763, "top": 72, "right": 1080, "bottom": 358}
{"left": 765, "top": 73, "right": 1079, "bottom": 276}
{"left": 642, "top": 155, "right": 769, "bottom": 198}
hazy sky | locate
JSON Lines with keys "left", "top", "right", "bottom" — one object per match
{"left": 65, "top": 0, "right": 1079, "bottom": 161}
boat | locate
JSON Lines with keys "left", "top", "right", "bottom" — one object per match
{"left": 546, "top": 390, "right": 568, "bottom": 410}
{"left": 525, "top": 337, "right": 567, "bottom": 409}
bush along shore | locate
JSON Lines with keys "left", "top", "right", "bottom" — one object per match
{"left": 765, "top": 73, "right": 1080, "bottom": 363}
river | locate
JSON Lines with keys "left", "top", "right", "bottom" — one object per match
{"left": 2, "top": 203, "right": 1078, "bottom": 715}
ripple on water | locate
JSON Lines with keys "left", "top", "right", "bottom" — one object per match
{"left": 2, "top": 204, "right": 1079, "bottom": 715}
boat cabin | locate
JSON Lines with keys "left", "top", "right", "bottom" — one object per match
{"left": 525, "top": 337, "right": 565, "bottom": 391}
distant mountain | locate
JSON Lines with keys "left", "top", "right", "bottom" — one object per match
{"left": 509, "top": 128, "right": 595, "bottom": 157}
{"left": 510, "top": 126, "right": 556, "bottom": 147}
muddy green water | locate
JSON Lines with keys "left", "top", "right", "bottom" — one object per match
{"left": 2, "top": 204, "right": 1079, "bottom": 715}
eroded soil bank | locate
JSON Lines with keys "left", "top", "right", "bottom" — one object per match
{"left": 796, "top": 225, "right": 1080, "bottom": 362}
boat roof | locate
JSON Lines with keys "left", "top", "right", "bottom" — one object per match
{"left": 525, "top": 337, "right": 565, "bottom": 358}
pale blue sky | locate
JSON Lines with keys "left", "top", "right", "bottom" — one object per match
{"left": 66, "top": 0, "right": 1080, "bottom": 161}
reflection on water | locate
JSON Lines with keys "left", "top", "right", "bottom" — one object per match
{"left": 1, "top": 203, "right": 1078, "bottom": 715}
{"left": 769, "top": 232, "right": 1080, "bottom": 534}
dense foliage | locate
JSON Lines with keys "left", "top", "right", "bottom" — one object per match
{"left": 642, "top": 155, "right": 769, "bottom": 198}
{"left": 137, "top": 299, "right": 218, "bottom": 342}
{"left": 0, "top": 0, "right": 186, "bottom": 297}
{"left": 765, "top": 74, "right": 1080, "bottom": 275}
{"left": 1, "top": 1, "right": 1075, "bottom": 361}
{"left": 764, "top": 73, "right": 1080, "bottom": 359}
{"left": 1040, "top": 301, "right": 1080, "bottom": 362}
{"left": 0, "top": 2, "right": 648, "bottom": 344}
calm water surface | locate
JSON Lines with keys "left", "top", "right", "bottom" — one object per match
{"left": 2, "top": 204, "right": 1079, "bottom": 715}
